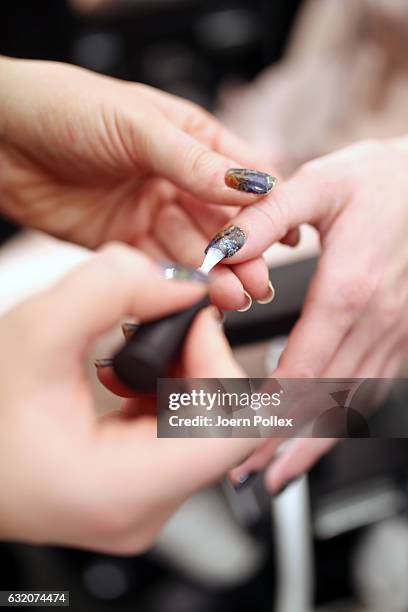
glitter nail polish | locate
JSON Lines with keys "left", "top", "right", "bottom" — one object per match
{"left": 225, "top": 169, "right": 277, "bottom": 195}
{"left": 204, "top": 225, "right": 246, "bottom": 259}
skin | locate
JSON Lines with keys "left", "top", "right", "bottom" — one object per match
{"left": 226, "top": 138, "right": 408, "bottom": 492}
{"left": 3, "top": 56, "right": 405, "bottom": 530}
{"left": 0, "top": 56, "right": 277, "bottom": 310}
{"left": 0, "top": 56, "right": 279, "bottom": 550}
{"left": 0, "top": 245, "right": 259, "bottom": 553}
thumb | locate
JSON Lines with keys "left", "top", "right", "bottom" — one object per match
{"left": 182, "top": 306, "right": 245, "bottom": 377}
{"left": 141, "top": 115, "right": 277, "bottom": 207}
{"left": 39, "top": 244, "right": 208, "bottom": 356}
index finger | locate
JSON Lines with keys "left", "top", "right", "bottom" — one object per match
{"left": 220, "top": 162, "right": 349, "bottom": 264}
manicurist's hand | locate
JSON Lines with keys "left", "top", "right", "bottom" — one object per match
{"left": 0, "top": 245, "right": 258, "bottom": 553}
{"left": 226, "top": 139, "right": 408, "bottom": 491}
{"left": 0, "top": 56, "right": 276, "bottom": 310}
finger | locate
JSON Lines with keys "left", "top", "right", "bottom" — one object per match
{"left": 219, "top": 162, "right": 351, "bottom": 264}
{"left": 154, "top": 202, "right": 208, "bottom": 268}
{"left": 135, "top": 236, "right": 169, "bottom": 262}
{"left": 166, "top": 197, "right": 271, "bottom": 302}
{"left": 264, "top": 337, "right": 408, "bottom": 495}
{"left": 41, "top": 244, "right": 208, "bottom": 354}
{"left": 140, "top": 113, "right": 275, "bottom": 207}
{"left": 280, "top": 227, "right": 301, "bottom": 247}
{"left": 352, "top": 327, "right": 407, "bottom": 379}
{"left": 232, "top": 257, "right": 272, "bottom": 302}
{"left": 95, "top": 332, "right": 190, "bottom": 400}
{"left": 95, "top": 310, "right": 259, "bottom": 502}
{"left": 96, "top": 363, "right": 139, "bottom": 398}
{"left": 154, "top": 203, "right": 251, "bottom": 310}
{"left": 209, "top": 266, "right": 251, "bottom": 311}
{"left": 274, "top": 251, "right": 376, "bottom": 377}
{"left": 182, "top": 305, "right": 245, "bottom": 377}
{"left": 229, "top": 438, "right": 284, "bottom": 485}
{"left": 264, "top": 438, "right": 336, "bottom": 494}
{"left": 323, "top": 285, "right": 407, "bottom": 377}
{"left": 134, "top": 84, "right": 267, "bottom": 169}
{"left": 178, "top": 193, "right": 237, "bottom": 235}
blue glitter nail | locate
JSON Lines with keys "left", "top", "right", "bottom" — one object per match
{"left": 225, "top": 168, "right": 277, "bottom": 195}
{"left": 205, "top": 225, "right": 246, "bottom": 258}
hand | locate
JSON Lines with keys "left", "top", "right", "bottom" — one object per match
{"left": 225, "top": 138, "right": 408, "bottom": 491}
{"left": 0, "top": 56, "right": 273, "bottom": 310}
{"left": 0, "top": 244, "right": 258, "bottom": 553}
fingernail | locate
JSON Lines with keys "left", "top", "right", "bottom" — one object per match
{"left": 94, "top": 358, "right": 113, "bottom": 368}
{"left": 121, "top": 322, "right": 138, "bottom": 341}
{"left": 256, "top": 281, "right": 275, "bottom": 305}
{"left": 237, "top": 290, "right": 252, "bottom": 313}
{"left": 205, "top": 225, "right": 246, "bottom": 259}
{"left": 274, "top": 477, "right": 299, "bottom": 496}
{"left": 233, "top": 472, "right": 257, "bottom": 491}
{"left": 225, "top": 169, "right": 277, "bottom": 195}
{"left": 160, "top": 262, "right": 208, "bottom": 283}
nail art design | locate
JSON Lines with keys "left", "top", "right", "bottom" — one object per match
{"left": 225, "top": 169, "right": 277, "bottom": 195}
{"left": 160, "top": 262, "right": 208, "bottom": 283}
{"left": 94, "top": 358, "right": 113, "bottom": 368}
{"left": 205, "top": 225, "right": 246, "bottom": 259}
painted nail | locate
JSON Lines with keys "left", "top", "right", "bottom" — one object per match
{"left": 233, "top": 472, "right": 257, "bottom": 492}
{"left": 160, "top": 262, "right": 208, "bottom": 283}
{"left": 225, "top": 169, "right": 277, "bottom": 195}
{"left": 237, "top": 290, "right": 252, "bottom": 313}
{"left": 121, "top": 322, "right": 138, "bottom": 341}
{"left": 256, "top": 281, "right": 275, "bottom": 305}
{"left": 205, "top": 225, "right": 246, "bottom": 259}
{"left": 94, "top": 358, "right": 113, "bottom": 368}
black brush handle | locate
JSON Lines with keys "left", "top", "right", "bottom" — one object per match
{"left": 112, "top": 295, "right": 210, "bottom": 393}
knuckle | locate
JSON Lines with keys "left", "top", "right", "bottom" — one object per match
{"left": 349, "top": 138, "right": 383, "bottom": 156}
{"left": 186, "top": 145, "right": 216, "bottom": 179}
{"left": 252, "top": 192, "right": 289, "bottom": 239}
{"left": 330, "top": 272, "right": 377, "bottom": 315}
{"left": 376, "top": 297, "right": 403, "bottom": 330}
{"left": 98, "top": 242, "right": 146, "bottom": 274}
{"left": 99, "top": 241, "right": 132, "bottom": 261}
{"left": 183, "top": 104, "right": 210, "bottom": 132}
{"left": 287, "top": 366, "right": 316, "bottom": 379}
{"left": 183, "top": 107, "right": 221, "bottom": 148}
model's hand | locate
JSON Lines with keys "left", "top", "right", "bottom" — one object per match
{"left": 0, "top": 57, "right": 274, "bottom": 310}
{"left": 0, "top": 245, "right": 257, "bottom": 553}
{"left": 226, "top": 139, "right": 408, "bottom": 491}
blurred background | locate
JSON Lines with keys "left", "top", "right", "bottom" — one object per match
{"left": 2, "top": 1, "right": 408, "bottom": 611}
